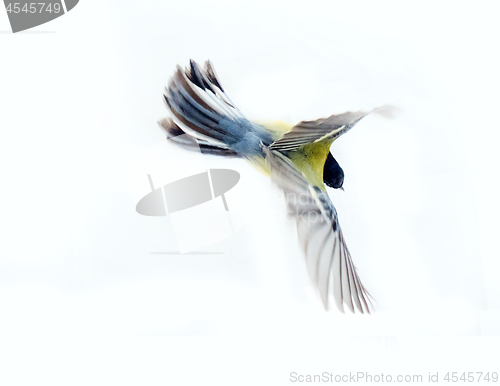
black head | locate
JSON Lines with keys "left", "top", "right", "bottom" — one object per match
{"left": 323, "top": 152, "right": 344, "bottom": 189}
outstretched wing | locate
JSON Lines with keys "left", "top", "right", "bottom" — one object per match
{"left": 269, "top": 108, "right": 391, "bottom": 152}
{"left": 264, "top": 148, "right": 373, "bottom": 313}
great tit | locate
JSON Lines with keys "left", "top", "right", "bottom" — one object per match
{"left": 159, "top": 60, "right": 385, "bottom": 313}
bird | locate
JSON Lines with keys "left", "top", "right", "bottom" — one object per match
{"left": 158, "top": 60, "right": 387, "bottom": 313}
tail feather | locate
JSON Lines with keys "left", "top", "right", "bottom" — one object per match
{"left": 158, "top": 118, "right": 240, "bottom": 158}
{"left": 187, "top": 60, "right": 237, "bottom": 112}
{"left": 162, "top": 60, "right": 273, "bottom": 158}
{"left": 204, "top": 60, "right": 224, "bottom": 92}
{"left": 165, "top": 71, "right": 227, "bottom": 142}
{"left": 186, "top": 60, "right": 210, "bottom": 92}
{"left": 183, "top": 60, "right": 244, "bottom": 120}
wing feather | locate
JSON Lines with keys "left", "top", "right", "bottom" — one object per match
{"left": 269, "top": 108, "right": 392, "bottom": 152}
{"left": 264, "top": 147, "right": 373, "bottom": 313}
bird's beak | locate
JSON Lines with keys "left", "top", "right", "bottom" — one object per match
{"left": 339, "top": 186, "right": 345, "bottom": 192}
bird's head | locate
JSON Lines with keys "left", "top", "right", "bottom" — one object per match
{"left": 323, "top": 152, "right": 345, "bottom": 190}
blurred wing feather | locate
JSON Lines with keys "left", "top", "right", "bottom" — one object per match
{"left": 269, "top": 109, "right": 386, "bottom": 151}
{"left": 264, "top": 148, "right": 373, "bottom": 313}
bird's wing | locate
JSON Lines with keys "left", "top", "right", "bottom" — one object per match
{"left": 269, "top": 109, "right": 391, "bottom": 152}
{"left": 264, "top": 147, "right": 373, "bottom": 313}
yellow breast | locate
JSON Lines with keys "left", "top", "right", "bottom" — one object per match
{"left": 248, "top": 120, "right": 332, "bottom": 190}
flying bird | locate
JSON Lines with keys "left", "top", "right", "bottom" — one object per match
{"left": 159, "top": 60, "right": 388, "bottom": 313}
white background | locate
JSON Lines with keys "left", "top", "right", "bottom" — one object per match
{"left": 1, "top": 0, "right": 500, "bottom": 384}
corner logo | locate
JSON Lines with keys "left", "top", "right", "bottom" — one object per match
{"left": 4, "top": 0, "right": 78, "bottom": 33}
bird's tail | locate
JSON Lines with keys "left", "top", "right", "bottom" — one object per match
{"left": 160, "top": 60, "right": 272, "bottom": 158}
{"left": 158, "top": 117, "right": 240, "bottom": 158}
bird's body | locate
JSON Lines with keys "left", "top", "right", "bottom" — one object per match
{"left": 159, "top": 60, "right": 383, "bottom": 313}
{"left": 287, "top": 140, "right": 334, "bottom": 190}
{"left": 237, "top": 120, "right": 292, "bottom": 178}
{"left": 255, "top": 120, "right": 293, "bottom": 138}
{"left": 234, "top": 119, "right": 332, "bottom": 189}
